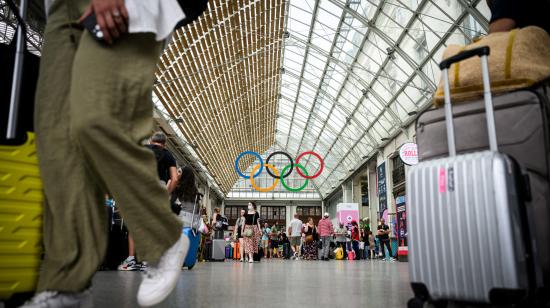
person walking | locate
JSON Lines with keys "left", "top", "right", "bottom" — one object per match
{"left": 234, "top": 209, "right": 246, "bottom": 262}
{"left": 350, "top": 221, "right": 360, "bottom": 260}
{"left": 317, "top": 213, "right": 334, "bottom": 261}
{"left": 171, "top": 166, "right": 201, "bottom": 235}
{"left": 378, "top": 218, "right": 395, "bottom": 261}
{"left": 334, "top": 223, "right": 347, "bottom": 259}
{"left": 146, "top": 132, "right": 178, "bottom": 193}
{"left": 241, "top": 202, "right": 261, "bottom": 263}
{"left": 368, "top": 230, "right": 375, "bottom": 260}
{"left": 270, "top": 223, "right": 279, "bottom": 258}
{"left": 119, "top": 132, "right": 178, "bottom": 272}
{"left": 24, "top": 0, "right": 192, "bottom": 306}
{"left": 261, "top": 223, "right": 271, "bottom": 259}
{"left": 301, "top": 218, "right": 318, "bottom": 260}
{"left": 288, "top": 214, "right": 303, "bottom": 260}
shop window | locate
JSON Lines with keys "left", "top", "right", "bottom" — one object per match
{"left": 392, "top": 155, "right": 406, "bottom": 187}
{"left": 260, "top": 206, "right": 286, "bottom": 227}
{"left": 296, "top": 206, "right": 322, "bottom": 225}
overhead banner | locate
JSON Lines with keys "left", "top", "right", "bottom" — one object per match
{"left": 377, "top": 162, "right": 387, "bottom": 218}
{"left": 336, "top": 203, "right": 359, "bottom": 225}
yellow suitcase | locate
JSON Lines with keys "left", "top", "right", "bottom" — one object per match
{"left": 0, "top": 133, "right": 43, "bottom": 300}
{"left": 1, "top": 0, "right": 44, "bottom": 301}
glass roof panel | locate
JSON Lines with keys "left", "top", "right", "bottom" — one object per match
{"left": 275, "top": 0, "right": 490, "bottom": 197}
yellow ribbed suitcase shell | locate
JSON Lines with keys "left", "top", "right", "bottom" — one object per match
{"left": 0, "top": 133, "right": 43, "bottom": 300}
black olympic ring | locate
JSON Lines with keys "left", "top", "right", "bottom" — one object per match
{"left": 265, "top": 151, "right": 294, "bottom": 179}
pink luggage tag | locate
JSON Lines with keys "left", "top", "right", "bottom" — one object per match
{"left": 439, "top": 167, "right": 446, "bottom": 193}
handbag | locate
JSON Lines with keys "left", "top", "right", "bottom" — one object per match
{"left": 305, "top": 235, "right": 313, "bottom": 243}
{"left": 434, "top": 26, "right": 550, "bottom": 106}
{"left": 243, "top": 213, "right": 256, "bottom": 238}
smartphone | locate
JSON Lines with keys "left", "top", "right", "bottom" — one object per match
{"left": 81, "top": 13, "right": 106, "bottom": 43}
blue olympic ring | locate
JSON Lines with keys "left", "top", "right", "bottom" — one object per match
{"left": 235, "top": 151, "right": 264, "bottom": 179}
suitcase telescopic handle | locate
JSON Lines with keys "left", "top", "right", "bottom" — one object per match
{"left": 190, "top": 192, "right": 204, "bottom": 236}
{"left": 6, "top": 0, "right": 28, "bottom": 139}
{"left": 440, "top": 46, "right": 498, "bottom": 156}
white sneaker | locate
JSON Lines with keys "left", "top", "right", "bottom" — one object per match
{"left": 137, "top": 233, "right": 190, "bottom": 307}
{"left": 20, "top": 289, "right": 93, "bottom": 308}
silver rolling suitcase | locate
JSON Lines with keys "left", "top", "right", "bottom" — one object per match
{"left": 407, "top": 47, "right": 535, "bottom": 307}
{"left": 211, "top": 239, "right": 226, "bottom": 261}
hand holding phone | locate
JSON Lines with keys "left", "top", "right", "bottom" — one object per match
{"left": 79, "top": 0, "right": 129, "bottom": 44}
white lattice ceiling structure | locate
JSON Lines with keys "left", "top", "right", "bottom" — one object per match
{"left": 154, "top": 0, "right": 286, "bottom": 193}
{"left": 153, "top": 0, "right": 491, "bottom": 198}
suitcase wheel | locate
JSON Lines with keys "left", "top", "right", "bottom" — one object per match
{"left": 407, "top": 297, "right": 425, "bottom": 308}
{"left": 187, "top": 264, "right": 194, "bottom": 270}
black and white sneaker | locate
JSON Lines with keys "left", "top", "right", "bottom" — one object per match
{"left": 118, "top": 256, "right": 140, "bottom": 271}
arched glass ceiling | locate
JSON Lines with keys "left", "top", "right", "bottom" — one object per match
{"left": 276, "top": 0, "right": 490, "bottom": 198}
{"left": 3, "top": 0, "right": 491, "bottom": 199}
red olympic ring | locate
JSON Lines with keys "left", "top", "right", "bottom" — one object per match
{"left": 295, "top": 151, "right": 324, "bottom": 179}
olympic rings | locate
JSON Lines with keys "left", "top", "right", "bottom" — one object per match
{"left": 235, "top": 151, "right": 263, "bottom": 179}
{"left": 266, "top": 151, "right": 293, "bottom": 179}
{"left": 250, "top": 164, "right": 279, "bottom": 192}
{"left": 235, "top": 150, "right": 324, "bottom": 192}
{"left": 281, "top": 163, "right": 309, "bottom": 192}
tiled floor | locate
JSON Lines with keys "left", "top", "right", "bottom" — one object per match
{"left": 92, "top": 259, "right": 413, "bottom": 308}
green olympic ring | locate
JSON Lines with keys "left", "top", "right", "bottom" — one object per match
{"left": 280, "top": 163, "right": 309, "bottom": 192}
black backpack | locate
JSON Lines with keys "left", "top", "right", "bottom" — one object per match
{"left": 215, "top": 215, "right": 229, "bottom": 230}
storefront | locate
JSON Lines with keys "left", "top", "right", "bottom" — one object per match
{"left": 396, "top": 196, "right": 408, "bottom": 261}
{"left": 296, "top": 206, "right": 322, "bottom": 225}
{"left": 260, "top": 206, "right": 286, "bottom": 229}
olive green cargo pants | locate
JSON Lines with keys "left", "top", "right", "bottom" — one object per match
{"left": 34, "top": 0, "right": 181, "bottom": 292}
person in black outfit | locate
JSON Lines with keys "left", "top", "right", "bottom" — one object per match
{"left": 118, "top": 131, "right": 179, "bottom": 271}
{"left": 487, "top": 0, "right": 550, "bottom": 34}
{"left": 145, "top": 131, "right": 178, "bottom": 193}
{"left": 377, "top": 218, "right": 395, "bottom": 261}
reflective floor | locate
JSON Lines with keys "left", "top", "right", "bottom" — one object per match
{"left": 92, "top": 259, "right": 412, "bottom": 308}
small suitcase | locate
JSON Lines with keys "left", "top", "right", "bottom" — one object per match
{"left": 253, "top": 248, "right": 262, "bottom": 262}
{"left": 203, "top": 240, "right": 212, "bottom": 261}
{"left": 407, "top": 47, "right": 535, "bottom": 306}
{"left": 225, "top": 246, "right": 231, "bottom": 259}
{"left": 233, "top": 242, "right": 240, "bottom": 260}
{"left": 182, "top": 193, "right": 203, "bottom": 270}
{"left": 347, "top": 250, "right": 355, "bottom": 261}
{"left": 283, "top": 243, "right": 291, "bottom": 259}
{"left": 100, "top": 205, "right": 129, "bottom": 270}
{"left": 211, "top": 239, "right": 225, "bottom": 261}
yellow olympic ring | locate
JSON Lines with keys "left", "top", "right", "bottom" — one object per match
{"left": 250, "top": 164, "right": 279, "bottom": 192}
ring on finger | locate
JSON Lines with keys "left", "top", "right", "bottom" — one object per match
{"left": 112, "top": 9, "right": 120, "bottom": 17}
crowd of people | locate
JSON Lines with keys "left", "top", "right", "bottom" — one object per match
{"left": 226, "top": 211, "right": 398, "bottom": 262}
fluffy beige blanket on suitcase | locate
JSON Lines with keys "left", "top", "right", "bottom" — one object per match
{"left": 434, "top": 26, "right": 550, "bottom": 106}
